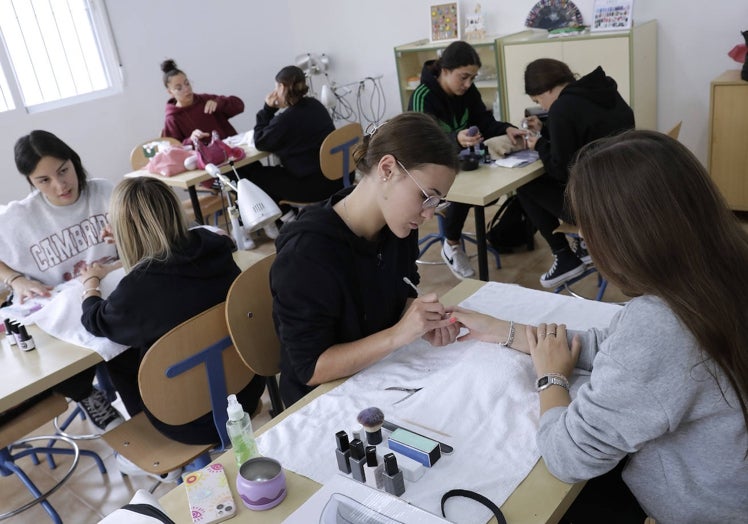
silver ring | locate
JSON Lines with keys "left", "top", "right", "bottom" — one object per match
{"left": 547, "top": 332, "right": 556, "bottom": 337}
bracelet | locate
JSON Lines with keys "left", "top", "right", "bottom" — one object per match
{"left": 82, "top": 276, "right": 100, "bottom": 286}
{"left": 81, "top": 287, "right": 101, "bottom": 300}
{"left": 4, "top": 273, "right": 22, "bottom": 286}
{"left": 499, "top": 320, "right": 515, "bottom": 348}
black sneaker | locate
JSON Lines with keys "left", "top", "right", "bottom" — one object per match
{"left": 570, "top": 237, "right": 592, "bottom": 265}
{"left": 78, "top": 388, "right": 124, "bottom": 431}
{"left": 540, "top": 250, "right": 586, "bottom": 288}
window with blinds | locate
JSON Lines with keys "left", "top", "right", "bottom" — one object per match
{"left": 0, "top": 0, "right": 121, "bottom": 113}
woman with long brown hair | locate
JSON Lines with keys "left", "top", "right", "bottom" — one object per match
{"left": 450, "top": 130, "right": 748, "bottom": 522}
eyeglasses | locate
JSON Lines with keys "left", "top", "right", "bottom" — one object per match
{"left": 395, "top": 159, "right": 450, "bottom": 211}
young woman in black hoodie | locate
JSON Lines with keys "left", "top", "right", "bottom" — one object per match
{"left": 79, "top": 178, "right": 264, "bottom": 447}
{"left": 408, "top": 41, "right": 524, "bottom": 280}
{"left": 271, "top": 113, "right": 461, "bottom": 407}
{"left": 519, "top": 58, "right": 634, "bottom": 288}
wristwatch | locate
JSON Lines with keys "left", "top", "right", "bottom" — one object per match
{"left": 536, "top": 373, "right": 570, "bottom": 392}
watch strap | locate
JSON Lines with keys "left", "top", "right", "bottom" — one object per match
{"left": 536, "top": 373, "right": 570, "bottom": 392}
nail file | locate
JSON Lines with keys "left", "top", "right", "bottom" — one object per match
{"left": 387, "top": 428, "right": 441, "bottom": 467}
{"left": 382, "top": 420, "right": 454, "bottom": 454}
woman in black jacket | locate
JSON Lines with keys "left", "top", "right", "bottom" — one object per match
{"left": 243, "top": 65, "right": 339, "bottom": 217}
{"left": 519, "top": 58, "right": 634, "bottom": 288}
{"left": 79, "top": 177, "right": 264, "bottom": 447}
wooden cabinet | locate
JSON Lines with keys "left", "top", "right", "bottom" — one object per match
{"left": 496, "top": 20, "right": 657, "bottom": 129}
{"left": 708, "top": 70, "right": 748, "bottom": 211}
{"left": 393, "top": 37, "right": 502, "bottom": 116}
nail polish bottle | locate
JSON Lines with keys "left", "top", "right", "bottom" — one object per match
{"left": 383, "top": 453, "right": 405, "bottom": 496}
{"left": 365, "top": 445, "right": 384, "bottom": 489}
{"left": 3, "top": 319, "right": 16, "bottom": 346}
{"left": 335, "top": 430, "right": 351, "bottom": 474}
{"left": 17, "top": 325, "right": 35, "bottom": 351}
{"left": 349, "top": 439, "right": 366, "bottom": 483}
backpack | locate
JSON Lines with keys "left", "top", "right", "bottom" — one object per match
{"left": 486, "top": 195, "right": 536, "bottom": 253}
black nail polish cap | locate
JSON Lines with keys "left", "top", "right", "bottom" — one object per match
{"left": 365, "top": 446, "right": 378, "bottom": 466}
{"left": 384, "top": 453, "right": 399, "bottom": 476}
{"left": 350, "top": 439, "right": 365, "bottom": 460}
{"left": 335, "top": 430, "right": 350, "bottom": 452}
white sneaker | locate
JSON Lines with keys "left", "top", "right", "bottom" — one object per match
{"left": 441, "top": 242, "right": 475, "bottom": 279}
{"left": 115, "top": 452, "right": 182, "bottom": 483}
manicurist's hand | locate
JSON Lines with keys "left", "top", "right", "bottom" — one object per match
{"left": 78, "top": 261, "right": 119, "bottom": 283}
{"left": 422, "top": 318, "right": 460, "bottom": 347}
{"left": 525, "top": 323, "right": 580, "bottom": 379}
{"left": 457, "top": 128, "right": 483, "bottom": 148}
{"left": 394, "top": 293, "right": 455, "bottom": 347}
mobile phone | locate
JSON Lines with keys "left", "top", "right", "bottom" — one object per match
{"left": 183, "top": 463, "right": 237, "bottom": 524}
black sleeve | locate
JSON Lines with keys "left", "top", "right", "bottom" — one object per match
{"left": 253, "top": 104, "right": 285, "bottom": 151}
{"left": 466, "top": 87, "right": 513, "bottom": 139}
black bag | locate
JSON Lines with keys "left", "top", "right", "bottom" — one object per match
{"left": 486, "top": 195, "right": 536, "bottom": 253}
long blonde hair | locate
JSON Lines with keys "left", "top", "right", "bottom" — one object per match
{"left": 110, "top": 177, "right": 189, "bottom": 271}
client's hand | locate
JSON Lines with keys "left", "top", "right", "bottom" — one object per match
{"left": 484, "top": 135, "right": 525, "bottom": 158}
{"left": 525, "top": 323, "right": 580, "bottom": 379}
{"left": 10, "top": 277, "right": 52, "bottom": 303}
{"left": 190, "top": 129, "right": 209, "bottom": 143}
{"left": 447, "top": 306, "right": 503, "bottom": 343}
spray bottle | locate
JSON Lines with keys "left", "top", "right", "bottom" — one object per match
{"left": 226, "top": 394, "right": 258, "bottom": 469}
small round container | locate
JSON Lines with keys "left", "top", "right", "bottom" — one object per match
{"left": 236, "top": 457, "right": 287, "bottom": 511}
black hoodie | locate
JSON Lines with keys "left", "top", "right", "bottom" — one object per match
{"left": 535, "top": 66, "right": 635, "bottom": 183}
{"left": 80, "top": 227, "right": 263, "bottom": 445}
{"left": 408, "top": 60, "right": 513, "bottom": 145}
{"left": 270, "top": 187, "right": 420, "bottom": 406}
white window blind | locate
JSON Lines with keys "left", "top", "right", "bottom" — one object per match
{"left": 0, "top": 0, "right": 121, "bottom": 113}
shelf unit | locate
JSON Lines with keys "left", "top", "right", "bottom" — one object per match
{"left": 496, "top": 20, "right": 657, "bottom": 128}
{"left": 708, "top": 70, "right": 748, "bottom": 211}
{"left": 393, "top": 37, "right": 503, "bottom": 115}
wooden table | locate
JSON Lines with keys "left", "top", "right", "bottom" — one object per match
{"left": 446, "top": 160, "right": 544, "bottom": 281}
{"left": 0, "top": 252, "right": 261, "bottom": 413}
{"left": 123, "top": 143, "right": 269, "bottom": 224}
{"left": 159, "top": 279, "right": 581, "bottom": 524}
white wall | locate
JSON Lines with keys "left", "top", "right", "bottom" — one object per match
{"left": 3, "top": 0, "right": 747, "bottom": 202}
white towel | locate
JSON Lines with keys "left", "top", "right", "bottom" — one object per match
{"left": 20, "top": 269, "right": 129, "bottom": 361}
{"left": 257, "top": 283, "right": 621, "bottom": 524}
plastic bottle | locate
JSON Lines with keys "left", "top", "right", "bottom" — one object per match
{"left": 226, "top": 394, "right": 258, "bottom": 469}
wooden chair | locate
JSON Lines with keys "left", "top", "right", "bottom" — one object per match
{"left": 279, "top": 122, "right": 364, "bottom": 213}
{"left": 129, "top": 137, "right": 225, "bottom": 225}
{"left": 666, "top": 121, "right": 682, "bottom": 140}
{"left": 319, "top": 122, "right": 363, "bottom": 188}
{"left": 225, "top": 253, "right": 284, "bottom": 417}
{"left": 0, "top": 393, "right": 106, "bottom": 522}
{"left": 102, "top": 302, "right": 254, "bottom": 480}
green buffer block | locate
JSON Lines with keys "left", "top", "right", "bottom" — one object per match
{"left": 386, "top": 428, "right": 441, "bottom": 467}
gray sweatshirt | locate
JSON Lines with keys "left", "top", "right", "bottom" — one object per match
{"left": 539, "top": 295, "right": 747, "bottom": 523}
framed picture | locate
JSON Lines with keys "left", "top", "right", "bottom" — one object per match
{"left": 591, "top": 0, "right": 633, "bottom": 32}
{"left": 430, "top": 3, "right": 460, "bottom": 42}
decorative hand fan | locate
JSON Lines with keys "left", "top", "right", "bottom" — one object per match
{"left": 525, "top": 0, "right": 584, "bottom": 30}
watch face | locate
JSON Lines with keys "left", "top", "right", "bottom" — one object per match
{"left": 537, "top": 376, "right": 549, "bottom": 387}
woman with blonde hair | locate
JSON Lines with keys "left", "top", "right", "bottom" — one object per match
{"left": 451, "top": 130, "right": 748, "bottom": 522}
{"left": 80, "top": 177, "right": 264, "bottom": 457}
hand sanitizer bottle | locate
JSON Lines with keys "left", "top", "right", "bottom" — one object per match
{"left": 226, "top": 394, "right": 258, "bottom": 469}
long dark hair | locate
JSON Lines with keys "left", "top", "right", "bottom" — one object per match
{"left": 353, "top": 113, "right": 459, "bottom": 174}
{"left": 161, "top": 58, "right": 184, "bottom": 87}
{"left": 275, "top": 65, "right": 308, "bottom": 106}
{"left": 432, "top": 40, "right": 481, "bottom": 75}
{"left": 14, "top": 130, "right": 88, "bottom": 193}
{"left": 524, "top": 58, "right": 575, "bottom": 96}
{"left": 568, "top": 129, "right": 748, "bottom": 438}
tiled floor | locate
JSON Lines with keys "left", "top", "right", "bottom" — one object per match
{"left": 0, "top": 203, "right": 657, "bottom": 522}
